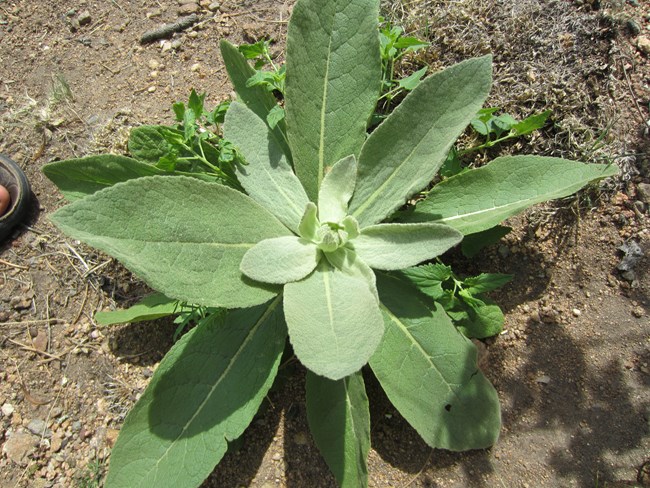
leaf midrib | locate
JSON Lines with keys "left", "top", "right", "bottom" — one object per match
{"left": 318, "top": 35, "right": 334, "bottom": 191}
{"left": 146, "top": 294, "right": 282, "bottom": 483}
{"left": 380, "top": 304, "right": 461, "bottom": 395}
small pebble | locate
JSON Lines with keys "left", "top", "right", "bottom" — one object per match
{"left": 190, "top": 63, "right": 201, "bottom": 72}
{"left": 572, "top": 308, "right": 581, "bottom": 317}
{"left": 208, "top": 1, "right": 221, "bottom": 12}
{"left": 535, "top": 375, "right": 551, "bottom": 385}
{"left": 71, "top": 420, "right": 82, "bottom": 432}
{"left": 148, "top": 59, "right": 160, "bottom": 70}
{"left": 178, "top": 2, "right": 199, "bottom": 15}
{"left": 148, "top": 86, "right": 157, "bottom": 93}
{"left": 78, "top": 11, "right": 91, "bottom": 26}
{"left": 1, "top": 403, "right": 15, "bottom": 417}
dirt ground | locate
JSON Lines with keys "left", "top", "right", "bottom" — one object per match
{"left": 0, "top": 0, "right": 649, "bottom": 487}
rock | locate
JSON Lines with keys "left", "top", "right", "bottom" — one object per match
{"left": 71, "top": 420, "right": 82, "bottom": 432}
{"left": 9, "top": 295, "right": 32, "bottom": 310}
{"left": 637, "top": 183, "right": 650, "bottom": 204}
{"left": 634, "top": 200, "right": 647, "bottom": 214}
{"left": 627, "top": 20, "right": 641, "bottom": 36}
{"left": 293, "top": 431, "right": 309, "bottom": 446}
{"left": 2, "top": 430, "right": 38, "bottom": 465}
{"left": 178, "top": 2, "right": 199, "bottom": 15}
{"left": 190, "top": 63, "right": 201, "bottom": 72}
{"left": 208, "top": 2, "right": 221, "bottom": 12}
{"left": 572, "top": 308, "right": 582, "bottom": 317}
{"left": 621, "top": 270, "right": 636, "bottom": 282}
{"left": 535, "top": 375, "right": 551, "bottom": 384}
{"left": 50, "top": 434, "right": 63, "bottom": 453}
{"left": 637, "top": 36, "right": 650, "bottom": 55}
{"left": 27, "top": 418, "right": 52, "bottom": 438}
{"left": 106, "top": 428, "right": 120, "bottom": 447}
{"left": 78, "top": 11, "right": 91, "bottom": 26}
{"left": 148, "top": 59, "right": 160, "bottom": 70}
{"left": 1, "top": 402, "right": 15, "bottom": 417}
{"left": 632, "top": 307, "right": 645, "bottom": 318}
{"left": 50, "top": 406, "right": 63, "bottom": 419}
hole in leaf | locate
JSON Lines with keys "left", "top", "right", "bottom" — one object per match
{"left": 445, "top": 404, "right": 452, "bottom": 412}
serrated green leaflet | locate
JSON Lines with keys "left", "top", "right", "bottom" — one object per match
{"left": 284, "top": 262, "right": 383, "bottom": 380}
{"left": 306, "top": 371, "right": 370, "bottom": 488}
{"left": 349, "top": 56, "right": 492, "bottom": 227}
{"left": 240, "top": 236, "right": 319, "bottom": 284}
{"left": 369, "top": 273, "right": 501, "bottom": 450}
{"left": 285, "top": 0, "right": 381, "bottom": 200}
{"left": 404, "top": 156, "right": 619, "bottom": 234}
{"left": 104, "top": 297, "right": 286, "bottom": 488}
{"left": 51, "top": 176, "right": 289, "bottom": 309}
{"left": 95, "top": 293, "right": 180, "bottom": 326}
{"left": 224, "top": 101, "right": 309, "bottom": 233}
{"left": 220, "top": 40, "right": 291, "bottom": 161}
{"left": 42, "top": 155, "right": 164, "bottom": 201}
{"left": 353, "top": 223, "right": 462, "bottom": 270}
{"left": 318, "top": 155, "right": 357, "bottom": 224}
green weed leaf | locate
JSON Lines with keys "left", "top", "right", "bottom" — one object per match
{"left": 51, "top": 176, "right": 290, "bottom": 309}
{"left": 285, "top": 0, "right": 381, "bottom": 200}
{"left": 396, "top": 263, "right": 453, "bottom": 300}
{"left": 224, "top": 101, "right": 309, "bottom": 233}
{"left": 349, "top": 56, "right": 493, "bottom": 227}
{"left": 370, "top": 273, "right": 501, "bottom": 450}
{"left": 405, "top": 156, "right": 619, "bottom": 234}
{"left": 397, "top": 66, "right": 427, "bottom": 91}
{"left": 306, "top": 371, "right": 370, "bottom": 488}
{"left": 95, "top": 293, "right": 181, "bottom": 326}
{"left": 240, "top": 236, "right": 319, "bottom": 284}
{"left": 353, "top": 223, "right": 462, "bottom": 270}
{"left": 512, "top": 110, "right": 550, "bottom": 136}
{"left": 463, "top": 273, "right": 513, "bottom": 295}
{"left": 220, "top": 40, "right": 291, "bottom": 161}
{"left": 104, "top": 298, "right": 286, "bottom": 488}
{"left": 42, "top": 155, "right": 164, "bottom": 201}
{"left": 129, "top": 126, "right": 176, "bottom": 164}
{"left": 284, "top": 262, "right": 383, "bottom": 380}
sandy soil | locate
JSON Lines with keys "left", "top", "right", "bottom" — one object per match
{"left": 0, "top": 0, "right": 648, "bottom": 487}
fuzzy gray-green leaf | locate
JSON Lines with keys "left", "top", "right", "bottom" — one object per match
{"left": 349, "top": 56, "right": 493, "bottom": 227}
{"left": 285, "top": 0, "right": 381, "bottom": 200}
{"left": 404, "top": 156, "right": 619, "bottom": 234}
{"left": 224, "top": 101, "right": 309, "bottom": 233}
{"left": 353, "top": 223, "right": 462, "bottom": 270}
{"left": 284, "top": 262, "right": 383, "bottom": 380}
{"left": 370, "top": 273, "right": 501, "bottom": 450}
{"left": 51, "top": 176, "right": 290, "bottom": 309}
{"left": 42, "top": 155, "right": 165, "bottom": 201}
{"left": 104, "top": 298, "right": 286, "bottom": 488}
{"left": 318, "top": 155, "right": 357, "bottom": 224}
{"left": 306, "top": 371, "right": 370, "bottom": 488}
{"left": 240, "top": 236, "right": 320, "bottom": 284}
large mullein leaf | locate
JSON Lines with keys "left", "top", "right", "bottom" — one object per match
{"left": 240, "top": 236, "right": 320, "bottom": 284}
{"left": 324, "top": 247, "right": 378, "bottom": 302}
{"left": 306, "top": 371, "right": 370, "bottom": 488}
{"left": 42, "top": 155, "right": 165, "bottom": 202}
{"left": 51, "top": 176, "right": 290, "bottom": 309}
{"left": 370, "top": 273, "right": 501, "bottom": 450}
{"left": 220, "top": 40, "right": 291, "bottom": 161}
{"left": 349, "top": 56, "right": 493, "bottom": 227}
{"left": 284, "top": 262, "right": 383, "bottom": 380}
{"left": 353, "top": 223, "right": 462, "bottom": 270}
{"left": 318, "top": 155, "right": 357, "bottom": 223}
{"left": 224, "top": 101, "right": 309, "bottom": 233}
{"left": 285, "top": 0, "right": 381, "bottom": 201}
{"left": 403, "top": 156, "right": 618, "bottom": 234}
{"left": 104, "top": 298, "right": 286, "bottom": 488}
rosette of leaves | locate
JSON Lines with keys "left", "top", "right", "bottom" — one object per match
{"left": 44, "top": 0, "right": 618, "bottom": 486}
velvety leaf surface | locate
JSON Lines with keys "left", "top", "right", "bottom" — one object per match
{"left": 104, "top": 298, "right": 286, "bottom": 488}
{"left": 353, "top": 223, "right": 463, "bottom": 270}
{"left": 306, "top": 371, "right": 370, "bottom": 488}
{"left": 349, "top": 56, "right": 492, "bottom": 227}
{"left": 224, "top": 101, "right": 309, "bottom": 233}
{"left": 43, "top": 155, "right": 165, "bottom": 201}
{"left": 284, "top": 263, "right": 383, "bottom": 380}
{"left": 51, "top": 176, "right": 290, "bottom": 309}
{"left": 318, "top": 155, "right": 357, "bottom": 224}
{"left": 285, "top": 0, "right": 381, "bottom": 200}
{"left": 240, "top": 236, "right": 319, "bottom": 284}
{"left": 95, "top": 293, "right": 181, "bottom": 326}
{"left": 324, "top": 247, "right": 378, "bottom": 302}
{"left": 220, "top": 40, "right": 291, "bottom": 161}
{"left": 404, "top": 156, "right": 619, "bottom": 234}
{"left": 370, "top": 273, "right": 501, "bottom": 450}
